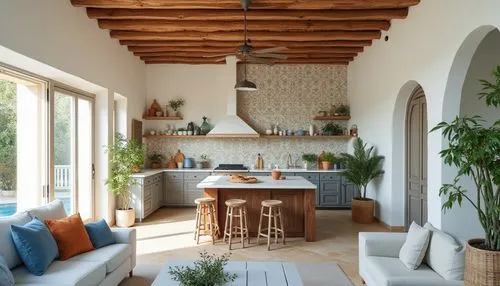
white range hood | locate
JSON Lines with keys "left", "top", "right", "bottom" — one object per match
{"left": 206, "top": 56, "right": 259, "bottom": 137}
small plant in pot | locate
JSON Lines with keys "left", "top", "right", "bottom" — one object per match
{"left": 302, "top": 153, "right": 318, "bottom": 169}
{"left": 322, "top": 123, "right": 344, "bottom": 136}
{"left": 168, "top": 98, "right": 185, "bottom": 117}
{"left": 340, "top": 137, "right": 384, "bottom": 224}
{"left": 335, "top": 104, "right": 350, "bottom": 116}
{"left": 105, "top": 133, "right": 145, "bottom": 227}
{"left": 168, "top": 250, "right": 237, "bottom": 286}
{"left": 321, "top": 152, "right": 336, "bottom": 170}
{"left": 149, "top": 153, "right": 163, "bottom": 169}
{"left": 431, "top": 67, "right": 500, "bottom": 285}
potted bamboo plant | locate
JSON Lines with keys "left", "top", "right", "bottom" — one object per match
{"left": 340, "top": 137, "right": 384, "bottom": 223}
{"left": 105, "top": 133, "right": 145, "bottom": 227}
{"left": 431, "top": 67, "right": 500, "bottom": 285}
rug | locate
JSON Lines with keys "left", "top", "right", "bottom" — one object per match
{"left": 119, "top": 263, "right": 353, "bottom": 286}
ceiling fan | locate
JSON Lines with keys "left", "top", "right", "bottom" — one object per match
{"left": 224, "top": 0, "right": 288, "bottom": 65}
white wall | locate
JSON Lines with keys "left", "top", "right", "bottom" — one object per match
{"left": 0, "top": 0, "right": 147, "bottom": 223}
{"left": 348, "top": 0, "right": 500, "bottom": 238}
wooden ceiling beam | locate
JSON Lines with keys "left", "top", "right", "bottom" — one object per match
{"left": 144, "top": 60, "right": 349, "bottom": 65}
{"left": 120, "top": 40, "right": 372, "bottom": 47}
{"left": 141, "top": 55, "right": 353, "bottom": 61}
{"left": 72, "top": 0, "right": 420, "bottom": 10}
{"left": 110, "top": 30, "right": 381, "bottom": 41}
{"left": 87, "top": 8, "right": 409, "bottom": 21}
{"left": 137, "top": 52, "right": 358, "bottom": 59}
{"left": 247, "top": 59, "right": 351, "bottom": 64}
{"left": 98, "top": 19, "right": 390, "bottom": 32}
{"left": 130, "top": 46, "right": 363, "bottom": 54}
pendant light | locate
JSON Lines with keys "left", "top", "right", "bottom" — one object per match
{"left": 235, "top": 62, "right": 257, "bottom": 91}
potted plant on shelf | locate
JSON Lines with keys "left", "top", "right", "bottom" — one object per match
{"left": 168, "top": 251, "right": 237, "bottom": 285}
{"left": 199, "top": 154, "right": 209, "bottom": 169}
{"left": 431, "top": 67, "right": 500, "bottom": 285}
{"left": 321, "top": 152, "right": 336, "bottom": 170}
{"left": 322, "top": 123, "right": 344, "bottom": 136}
{"left": 340, "top": 137, "right": 384, "bottom": 224}
{"left": 149, "top": 153, "right": 163, "bottom": 169}
{"left": 302, "top": 153, "right": 318, "bottom": 169}
{"left": 105, "top": 133, "right": 145, "bottom": 227}
{"left": 168, "top": 98, "right": 185, "bottom": 117}
{"left": 335, "top": 104, "right": 350, "bottom": 116}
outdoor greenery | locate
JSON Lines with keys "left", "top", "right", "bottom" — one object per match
{"left": 340, "top": 137, "right": 385, "bottom": 199}
{"left": 0, "top": 80, "right": 17, "bottom": 190}
{"left": 105, "top": 133, "right": 145, "bottom": 210}
{"left": 432, "top": 66, "right": 500, "bottom": 250}
{"left": 168, "top": 251, "right": 237, "bottom": 286}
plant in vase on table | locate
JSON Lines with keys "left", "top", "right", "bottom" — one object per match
{"left": 105, "top": 133, "right": 145, "bottom": 227}
{"left": 168, "top": 98, "right": 185, "bottom": 117}
{"left": 340, "top": 137, "right": 384, "bottom": 224}
{"left": 431, "top": 66, "right": 500, "bottom": 285}
{"left": 302, "top": 153, "right": 318, "bottom": 169}
{"left": 321, "top": 152, "right": 336, "bottom": 170}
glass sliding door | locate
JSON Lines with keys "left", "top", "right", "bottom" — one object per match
{"left": 52, "top": 87, "right": 94, "bottom": 220}
{"left": 0, "top": 67, "right": 48, "bottom": 216}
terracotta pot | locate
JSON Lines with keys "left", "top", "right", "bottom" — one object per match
{"left": 271, "top": 170, "right": 282, "bottom": 180}
{"left": 116, "top": 209, "right": 135, "bottom": 228}
{"left": 351, "top": 198, "right": 374, "bottom": 224}
{"left": 465, "top": 239, "right": 500, "bottom": 286}
{"left": 321, "top": 161, "right": 332, "bottom": 170}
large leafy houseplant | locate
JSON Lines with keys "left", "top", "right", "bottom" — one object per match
{"left": 431, "top": 67, "right": 500, "bottom": 251}
{"left": 340, "top": 137, "right": 385, "bottom": 199}
{"left": 105, "top": 133, "right": 145, "bottom": 211}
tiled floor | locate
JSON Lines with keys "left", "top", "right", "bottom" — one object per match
{"left": 131, "top": 207, "right": 386, "bottom": 285}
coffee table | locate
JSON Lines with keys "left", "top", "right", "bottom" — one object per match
{"left": 152, "top": 260, "right": 303, "bottom": 286}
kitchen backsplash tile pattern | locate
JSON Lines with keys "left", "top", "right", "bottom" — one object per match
{"left": 237, "top": 64, "right": 348, "bottom": 133}
{"left": 146, "top": 137, "right": 349, "bottom": 168}
{"left": 145, "top": 64, "right": 349, "bottom": 166}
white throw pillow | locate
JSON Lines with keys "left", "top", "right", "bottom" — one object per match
{"left": 27, "top": 200, "right": 67, "bottom": 220}
{"left": 424, "top": 222, "right": 465, "bottom": 280}
{"left": 399, "top": 222, "right": 431, "bottom": 270}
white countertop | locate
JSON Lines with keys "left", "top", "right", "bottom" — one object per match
{"left": 130, "top": 168, "right": 344, "bottom": 178}
{"left": 197, "top": 175, "right": 317, "bottom": 190}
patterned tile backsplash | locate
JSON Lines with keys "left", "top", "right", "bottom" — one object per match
{"left": 146, "top": 64, "right": 349, "bottom": 166}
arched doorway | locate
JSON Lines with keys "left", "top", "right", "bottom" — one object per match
{"left": 405, "top": 86, "right": 427, "bottom": 227}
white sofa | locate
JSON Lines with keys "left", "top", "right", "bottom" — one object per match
{"left": 0, "top": 200, "right": 136, "bottom": 286}
{"left": 359, "top": 232, "right": 463, "bottom": 286}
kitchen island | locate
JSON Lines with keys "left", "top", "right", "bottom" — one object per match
{"left": 197, "top": 175, "right": 317, "bottom": 241}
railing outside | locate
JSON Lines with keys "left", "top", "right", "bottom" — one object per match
{"left": 55, "top": 165, "right": 71, "bottom": 191}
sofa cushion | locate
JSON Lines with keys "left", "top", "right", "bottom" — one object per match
{"left": 365, "top": 256, "right": 462, "bottom": 286}
{"left": 10, "top": 218, "right": 59, "bottom": 276}
{"left": 12, "top": 260, "right": 106, "bottom": 286}
{"left": 27, "top": 200, "right": 67, "bottom": 221}
{"left": 69, "top": 244, "right": 131, "bottom": 274}
{"left": 85, "top": 219, "right": 116, "bottom": 249}
{"left": 424, "top": 223, "right": 465, "bottom": 280}
{"left": 0, "top": 256, "right": 14, "bottom": 286}
{"left": 399, "top": 222, "right": 430, "bottom": 270}
{"left": 45, "top": 213, "right": 95, "bottom": 260}
{"left": 0, "top": 212, "right": 31, "bottom": 269}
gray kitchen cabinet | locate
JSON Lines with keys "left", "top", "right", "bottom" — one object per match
{"left": 164, "top": 172, "right": 184, "bottom": 206}
{"left": 318, "top": 173, "right": 343, "bottom": 208}
{"left": 342, "top": 177, "right": 359, "bottom": 207}
{"left": 131, "top": 172, "right": 163, "bottom": 221}
{"left": 183, "top": 172, "right": 210, "bottom": 206}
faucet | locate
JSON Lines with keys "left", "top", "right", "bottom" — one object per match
{"left": 287, "top": 154, "right": 293, "bottom": 169}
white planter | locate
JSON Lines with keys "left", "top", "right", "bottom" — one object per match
{"left": 116, "top": 209, "right": 135, "bottom": 227}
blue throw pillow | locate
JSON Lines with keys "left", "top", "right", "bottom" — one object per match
{"left": 85, "top": 219, "right": 116, "bottom": 249}
{"left": 0, "top": 256, "right": 14, "bottom": 286}
{"left": 10, "top": 218, "right": 59, "bottom": 276}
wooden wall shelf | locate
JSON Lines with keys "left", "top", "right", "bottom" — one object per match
{"left": 142, "top": 116, "right": 183, "bottom": 120}
{"left": 143, "top": 134, "right": 354, "bottom": 139}
{"left": 312, "top": 115, "right": 351, "bottom": 120}
{"left": 260, "top": 135, "right": 353, "bottom": 139}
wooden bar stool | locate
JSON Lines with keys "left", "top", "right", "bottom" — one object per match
{"left": 257, "top": 200, "right": 286, "bottom": 250}
{"left": 223, "top": 199, "right": 249, "bottom": 250}
{"left": 194, "top": 197, "right": 219, "bottom": 245}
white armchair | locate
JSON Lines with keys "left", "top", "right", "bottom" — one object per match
{"left": 359, "top": 232, "right": 463, "bottom": 286}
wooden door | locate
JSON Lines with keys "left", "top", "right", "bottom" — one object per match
{"left": 271, "top": 190, "right": 304, "bottom": 236}
{"left": 406, "top": 87, "right": 428, "bottom": 227}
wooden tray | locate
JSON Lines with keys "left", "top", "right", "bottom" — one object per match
{"left": 229, "top": 175, "right": 260, "bottom": 184}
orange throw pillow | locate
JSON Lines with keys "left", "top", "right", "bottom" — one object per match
{"left": 45, "top": 213, "right": 95, "bottom": 260}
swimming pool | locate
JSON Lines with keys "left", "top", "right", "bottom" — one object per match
{"left": 0, "top": 198, "right": 71, "bottom": 217}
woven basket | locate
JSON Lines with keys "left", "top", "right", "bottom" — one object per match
{"left": 351, "top": 198, "right": 374, "bottom": 224}
{"left": 464, "top": 239, "right": 500, "bottom": 286}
